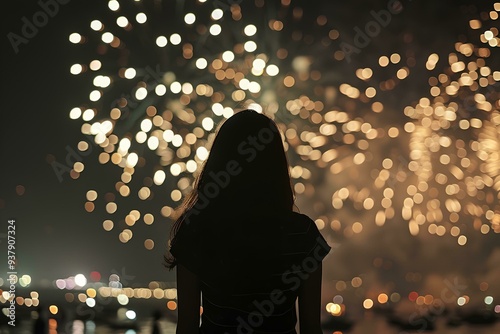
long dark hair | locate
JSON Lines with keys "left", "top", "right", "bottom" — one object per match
{"left": 164, "top": 109, "right": 295, "bottom": 269}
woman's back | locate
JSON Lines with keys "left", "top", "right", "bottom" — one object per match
{"left": 170, "top": 209, "right": 330, "bottom": 333}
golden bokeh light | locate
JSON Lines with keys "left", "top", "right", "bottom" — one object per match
{"left": 61, "top": 1, "right": 500, "bottom": 319}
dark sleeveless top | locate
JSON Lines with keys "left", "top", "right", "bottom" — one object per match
{"left": 170, "top": 210, "right": 331, "bottom": 334}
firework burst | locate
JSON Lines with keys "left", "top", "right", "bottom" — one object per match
{"left": 66, "top": 0, "right": 499, "bottom": 253}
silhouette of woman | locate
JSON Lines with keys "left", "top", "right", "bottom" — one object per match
{"left": 165, "top": 109, "right": 331, "bottom": 333}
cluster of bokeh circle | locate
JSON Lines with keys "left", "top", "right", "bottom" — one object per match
{"left": 66, "top": 0, "right": 499, "bottom": 252}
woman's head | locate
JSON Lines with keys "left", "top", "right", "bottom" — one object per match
{"left": 194, "top": 109, "right": 294, "bottom": 212}
{"left": 165, "top": 110, "right": 295, "bottom": 269}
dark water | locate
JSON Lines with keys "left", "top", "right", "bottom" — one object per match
{"left": 7, "top": 316, "right": 500, "bottom": 334}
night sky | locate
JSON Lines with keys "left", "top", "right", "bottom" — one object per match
{"left": 2, "top": 0, "right": 169, "bottom": 285}
{"left": 1, "top": 0, "right": 500, "bottom": 322}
